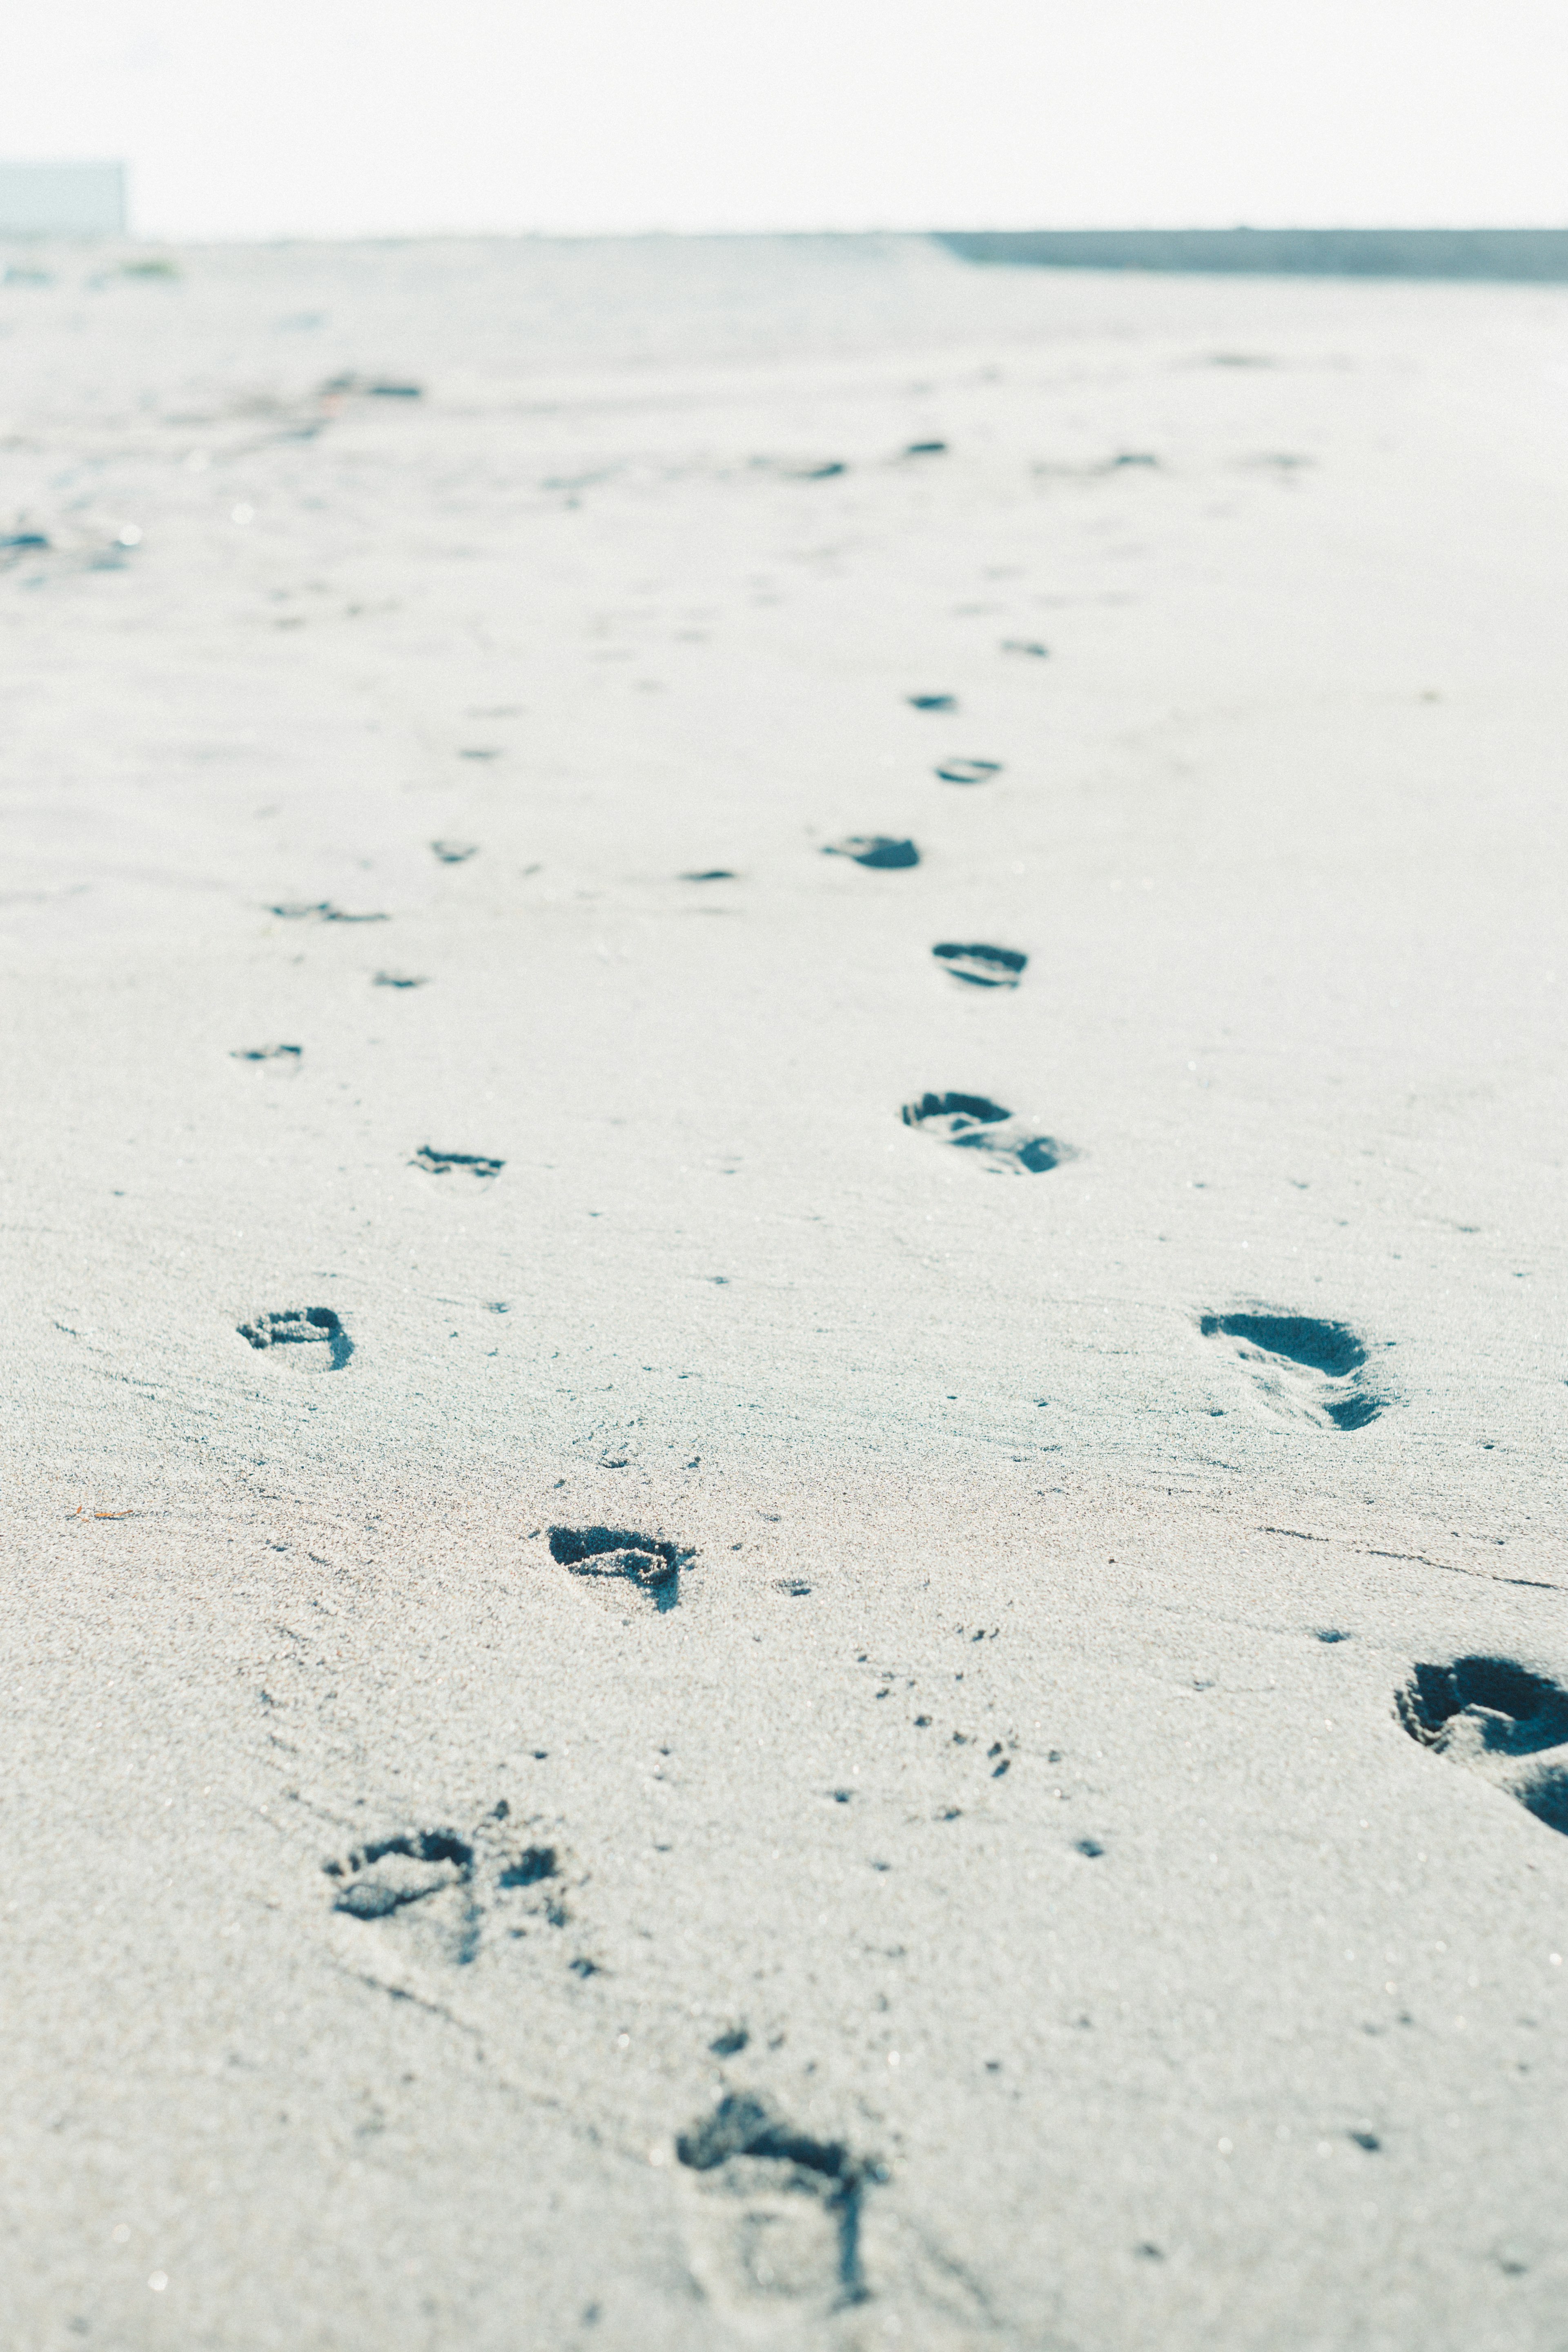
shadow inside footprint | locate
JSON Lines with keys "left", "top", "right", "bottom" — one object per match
{"left": 823, "top": 836, "right": 920, "bottom": 870}
{"left": 1398, "top": 1659, "right": 1568, "bottom": 1833}
{"left": 548, "top": 1524, "right": 693, "bottom": 1610}
{"left": 677, "top": 2092, "right": 878, "bottom": 2310}
{"left": 932, "top": 942, "right": 1027, "bottom": 989}
{"left": 237, "top": 1307, "right": 353, "bottom": 1370}
{"left": 1200, "top": 1311, "right": 1381, "bottom": 1430}
{"left": 902, "top": 1091, "right": 1070, "bottom": 1173}
{"left": 411, "top": 1145, "right": 504, "bottom": 1179}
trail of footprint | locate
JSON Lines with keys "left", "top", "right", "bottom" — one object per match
{"left": 676, "top": 2092, "right": 878, "bottom": 2314}
{"left": 548, "top": 1524, "right": 693, "bottom": 1611}
{"left": 411, "top": 1145, "right": 503, "bottom": 1179}
{"left": 824, "top": 836, "right": 920, "bottom": 870}
{"left": 902, "top": 1092, "right": 1070, "bottom": 1174}
{"left": 237, "top": 1307, "right": 353, "bottom": 1370}
{"left": 1200, "top": 1311, "right": 1383, "bottom": 1430}
{"left": 1398, "top": 1658, "right": 1568, "bottom": 1833}
{"left": 931, "top": 943, "right": 1026, "bottom": 989}
{"left": 934, "top": 759, "right": 1002, "bottom": 786}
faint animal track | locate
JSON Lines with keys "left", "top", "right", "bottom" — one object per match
{"left": 270, "top": 901, "right": 388, "bottom": 923}
{"left": 677, "top": 2092, "right": 879, "bottom": 2316}
{"left": 1200, "top": 1310, "right": 1383, "bottom": 1430}
{"left": 237, "top": 1307, "right": 353, "bottom": 1370}
{"left": 230, "top": 1042, "right": 302, "bottom": 1062}
{"left": 430, "top": 840, "right": 478, "bottom": 864}
{"left": 931, "top": 942, "right": 1026, "bottom": 989}
{"left": 548, "top": 1524, "right": 693, "bottom": 1610}
{"left": 323, "top": 1812, "right": 572, "bottom": 1965}
{"left": 902, "top": 1092, "right": 1071, "bottom": 1174}
{"left": 908, "top": 693, "right": 956, "bottom": 712}
{"left": 1397, "top": 1657, "right": 1568, "bottom": 1834}
{"left": 934, "top": 759, "right": 1002, "bottom": 786}
{"left": 823, "top": 835, "right": 920, "bottom": 870}
{"left": 372, "top": 970, "right": 427, "bottom": 988}
{"left": 411, "top": 1146, "right": 503, "bottom": 1179}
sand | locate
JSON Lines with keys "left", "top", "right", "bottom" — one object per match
{"left": 2, "top": 232, "right": 1566, "bottom": 2350}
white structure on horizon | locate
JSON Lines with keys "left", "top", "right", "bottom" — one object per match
{"left": 0, "top": 162, "right": 126, "bottom": 236}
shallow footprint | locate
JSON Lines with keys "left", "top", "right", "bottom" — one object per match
{"left": 823, "top": 835, "right": 920, "bottom": 870}
{"left": 908, "top": 693, "right": 957, "bottom": 712}
{"left": 934, "top": 759, "right": 1002, "bottom": 786}
{"left": 230, "top": 1042, "right": 302, "bottom": 1062}
{"left": 1200, "top": 1310, "right": 1382, "bottom": 1430}
{"left": 902, "top": 1091, "right": 1069, "bottom": 1173}
{"left": 676, "top": 2092, "right": 875, "bottom": 2321}
{"left": 430, "top": 839, "right": 479, "bottom": 864}
{"left": 1397, "top": 1658, "right": 1568, "bottom": 1833}
{"left": 411, "top": 1145, "right": 503, "bottom": 1179}
{"left": 932, "top": 942, "right": 1026, "bottom": 989}
{"left": 548, "top": 1524, "right": 693, "bottom": 1609}
{"left": 325, "top": 1829, "right": 474, "bottom": 1919}
{"left": 237, "top": 1307, "right": 352, "bottom": 1370}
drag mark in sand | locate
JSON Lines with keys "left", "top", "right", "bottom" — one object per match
{"left": 548, "top": 1524, "right": 693, "bottom": 1610}
{"left": 902, "top": 1092, "right": 1071, "bottom": 1174}
{"left": 1397, "top": 1657, "right": 1568, "bottom": 1834}
{"left": 823, "top": 835, "right": 920, "bottom": 869}
{"left": 410, "top": 1145, "right": 504, "bottom": 1179}
{"left": 931, "top": 942, "right": 1027, "bottom": 989}
{"left": 237, "top": 1307, "right": 353, "bottom": 1370}
{"left": 1200, "top": 1310, "right": 1383, "bottom": 1429}
{"left": 677, "top": 2091, "right": 880, "bottom": 2314}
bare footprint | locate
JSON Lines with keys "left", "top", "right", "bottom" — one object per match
{"left": 1200, "top": 1311, "right": 1382, "bottom": 1430}
{"left": 230, "top": 1042, "right": 302, "bottom": 1062}
{"left": 931, "top": 942, "right": 1026, "bottom": 989}
{"left": 902, "top": 1092, "right": 1070, "bottom": 1174}
{"left": 237, "top": 1307, "right": 352, "bottom": 1370}
{"left": 548, "top": 1524, "right": 693, "bottom": 1611}
{"left": 430, "top": 840, "right": 479, "bottom": 864}
{"left": 676, "top": 2093, "right": 877, "bottom": 2323}
{"left": 934, "top": 759, "right": 1002, "bottom": 786}
{"left": 269, "top": 901, "right": 388, "bottom": 923}
{"left": 1398, "top": 1658, "right": 1568, "bottom": 1833}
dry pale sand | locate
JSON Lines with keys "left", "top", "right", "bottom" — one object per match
{"left": 2, "top": 233, "right": 1567, "bottom": 2352}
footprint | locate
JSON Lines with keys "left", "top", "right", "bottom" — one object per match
{"left": 230, "top": 1042, "right": 302, "bottom": 1062}
{"left": 902, "top": 1092, "right": 1071, "bottom": 1174}
{"left": 236, "top": 1307, "right": 353, "bottom": 1370}
{"left": 269, "top": 901, "right": 389, "bottom": 923}
{"left": 323, "top": 1817, "right": 570, "bottom": 1964}
{"left": 1397, "top": 1658, "right": 1568, "bottom": 1834}
{"left": 902, "top": 440, "right": 947, "bottom": 456}
{"left": 934, "top": 759, "right": 1002, "bottom": 786}
{"left": 1001, "top": 639, "right": 1049, "bottom": 657}
{"left": 680, "top": 868, "right": 738, "bottom": 881}
{"left": 1200, "top": 1311, "right": 1382, "bottom": 1430}
{"left": 548, "top": 1524, "right": 693, "bottom": 1610}
{"left": 411, "top": 1145, "right": 503, "bottom": 1179}
{"left": 677, "top": 2092, "right": 876, "bottom": 2316}
{"left": 931, "top": 942, "right": 1026, "bottom": 989}
{"left": 823, "top": 836, "right": 920, "bottom": 870}
{"left": 373, "top": 970, "right": 428, "bottom": 988}
{"left": 325, "top": 1829, "right": 474, "bottom": 1919}
{"left": 908, "top": 694, "right": 957, "bottom": 712}
{"left": 430, "top": 839, "right": 478, "bottom": 864}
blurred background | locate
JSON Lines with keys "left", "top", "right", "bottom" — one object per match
{"left": 0, "top": 0, "right": 1564, "bottom": 242}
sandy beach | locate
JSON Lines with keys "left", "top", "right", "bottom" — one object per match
{"left": 3, "top": 231, "right": 1567, "bottom": 2349}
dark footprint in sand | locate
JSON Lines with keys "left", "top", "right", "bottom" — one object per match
{"left": 323, "top": 1817, "right": 572, "bottom": 1964}
{"left": 908, "top": 694, "right": 957, "bottom": 712}
{"left": 932, "top": 943, "right": 1026, "bottom": 989}
{"left": 270, "top": 901, "right": 389, "bottom": 924}
{"left": 677, "top": 2092, "right": 878, "bottom": 2312}
{"left": 549, "top": 1524, "right": 693, "bottom": 1610}
{"left": 230, "top": 1042, "right": 302, "bottom": 1062}
{"left": 1001, "top": 639, "right": 1049, "bottom": 658}
{"left": 903, "top": 440, "right": 947, "bottom": 457}
{"left": 373, "top": 970, "right": 428, "bottom": 989}
{"left": 824, "top": 836, "right": 920, "bottom": 870}
{"left": 237, "top": 1307, "right": 353, "bottom": 1370}
{"left": 411, "top": 1145, "right": 503, "bottom": 1179}
{"left": 430, "top": 840, "right": 479, "bottom": 864}
{"left": 325, "top": 1829, "right": 474, "bottom": 1919}
{"left": 1200, "top": 1311, "right": 1382, "bottom": 1430}
{"left": 935, "top": 759, "right": 1003, "bottom": 786}
{"left": 902, "top": 1092, "right": 1070, "bottom": 1174}
{"left": 1398, "top": 1659, "right": 1568, "bottom": 1833}
{"left": 681, "top": 868, "right": 738, "bottom": 882}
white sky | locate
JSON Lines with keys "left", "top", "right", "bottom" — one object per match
{"left": 3, "top": 0, "right": 1565, "bottom": 242}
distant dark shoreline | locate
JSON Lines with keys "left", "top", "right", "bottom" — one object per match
{"left": 935, "top": 228, "right": 1568, "bottom": 282}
